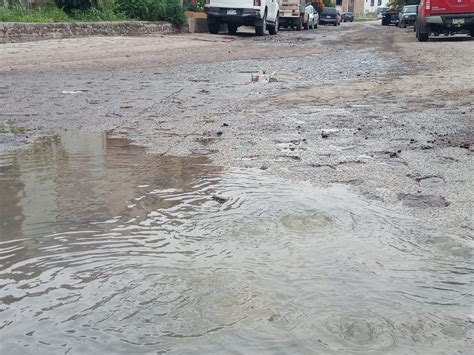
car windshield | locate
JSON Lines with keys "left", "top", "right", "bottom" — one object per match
{"left": 322, "top": 8, "right": 336, "bottom": 15}
{"left": 405, "top": 6, "right": 417, "bottom": 13}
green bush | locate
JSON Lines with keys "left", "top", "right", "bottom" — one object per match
{"left": 117, "top": 0, "right": 185, "bottom": 25}
{"left": 184, "top": 0, "right": 204, "bottom": 12}
{"left": 70, "top": 7, "right": 128, "bottom": 20}
{"left": 0, "top": 0, "right": 185, "bottom": 24}
{"left": 322, "top": 0, "right": 335, "bottom": 7}
{"left": 0, "top": 6, "right": 69, "bottom": 22}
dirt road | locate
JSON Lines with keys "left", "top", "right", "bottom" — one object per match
{"left": 1, "top": 23, "right": 473, "bottom": 228}
{"left": 0, "top": 22, "right": 473, "bottom": 354}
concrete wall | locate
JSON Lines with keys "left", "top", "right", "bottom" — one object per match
{"left": 185, "top": 11, "right": 208, "bottom": 33}
{"left": 0, "top": 21, "right": 186, "bottom": 44}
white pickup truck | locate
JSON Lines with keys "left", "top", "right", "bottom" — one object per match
{"left": 205, "top": 0, "right": 280, "bottom": 35}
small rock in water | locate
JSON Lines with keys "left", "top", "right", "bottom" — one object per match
{"left": 211, "top": 195, "right": 228, "bottom": 204}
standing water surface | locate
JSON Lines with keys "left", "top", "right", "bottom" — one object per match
{"left": 0, "top": 131, "right": 472, "bottom": 354}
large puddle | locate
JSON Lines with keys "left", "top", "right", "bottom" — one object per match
{"left": 0, "top": 132, "right": 472, "bottom": 354}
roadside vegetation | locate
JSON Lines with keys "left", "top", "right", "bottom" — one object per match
{"left": 0, "top": 119, "right": 26, "bottom": 135}
{"left": 0, "top": 0, "right": 185, "bottom": 25}
{"left": 389, "top": 0, "right": 420, "bottom": 8}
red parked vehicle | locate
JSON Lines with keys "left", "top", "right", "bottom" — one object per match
{"left": 416, "top": 0, "right": 474, "bottom": 41}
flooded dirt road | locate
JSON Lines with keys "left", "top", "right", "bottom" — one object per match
{"left": 1, "top": 23, "right": 473, "bottom": 354}
{"left": 0, "top": 131, "right": 472, "bottom": 354}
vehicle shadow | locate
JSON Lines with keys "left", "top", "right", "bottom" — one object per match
{"left": 427, "top": 36, "right": 473, "bottom": 42}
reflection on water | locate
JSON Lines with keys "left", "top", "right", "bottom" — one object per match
{"left": 0, "top": 131, "right": 472, "bottom": 354}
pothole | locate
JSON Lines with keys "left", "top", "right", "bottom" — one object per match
{"left": 415, "top": 176, "right": 445, "bottom": 188}
{"left": 398, "top": 193, "right": 450, "bottom": 208}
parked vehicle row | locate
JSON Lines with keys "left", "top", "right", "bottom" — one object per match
{"left": 383, "top": 0, "right": 474, "bottom": 42}
{"left": 204, "top": 0, "right": 348, "bottom": 35}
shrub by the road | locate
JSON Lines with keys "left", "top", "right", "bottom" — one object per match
{"left": 0, "top": 6, "right": 69, "bottom": 22}
{"left": 116, "top": 0, "right": 185, "bottom": 25}
{"left": 0, "top": 0, "right": 186, "bottom": 25}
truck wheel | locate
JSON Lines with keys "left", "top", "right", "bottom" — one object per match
{"left": 470, "top": 27, "right": 474, "bottom": 37}
{"left": 296, "top": 16, "right": 303, "bottom": 31}
{"left": 267, "top": 14, "right": 278, "bottom": 35}
{"left": 208, "top": 20, "right": 220, "bottom": 34}
{"left": 416, "top": 21, "right": 429, "bottom": 42}
{"left": 228, "top": 24, "right": 238, "bottom": 35}
{"left": 304, "top": 19, "right": 309, "bottom": 30}
{"left": 255, "top": 13, "right": 267, "bottom": 36}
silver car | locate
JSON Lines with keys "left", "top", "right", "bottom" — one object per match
{"left": 304, "top": 5, "right": 319, "bottom": 30}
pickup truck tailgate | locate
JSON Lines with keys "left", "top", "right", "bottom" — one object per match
{"left": 208, "top": 0, "right": 255, "bottom": 8}
{"left": 430, "top": 0, "right": 474, "bottom": 14}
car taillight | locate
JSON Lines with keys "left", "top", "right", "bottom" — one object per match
{"left": 425, "top": 0, "right": 430, "bottom": 10}
{"left": 254, "top": 0, "right": 261, "bottom": 6}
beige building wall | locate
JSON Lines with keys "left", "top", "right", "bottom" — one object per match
{"left": 342, "top": 0, "right": 365, "bottom": 15}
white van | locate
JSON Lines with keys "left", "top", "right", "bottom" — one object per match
{"left": 205, "top": 0, "right": 280, "bottom": 35}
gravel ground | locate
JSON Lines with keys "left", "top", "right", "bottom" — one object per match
{"left": 1, "top": 22, "right": 473, "bottom": 236}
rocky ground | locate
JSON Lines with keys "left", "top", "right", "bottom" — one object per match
{"left": 1, "top": 22, "right": 473, "bottom": 237}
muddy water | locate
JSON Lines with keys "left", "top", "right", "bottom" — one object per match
{"left": 0, "top": 132, "right": 472, "bottom": 354}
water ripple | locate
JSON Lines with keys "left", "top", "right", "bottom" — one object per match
{"left": 0, "top": 133, "right": 472, "bottom": 354}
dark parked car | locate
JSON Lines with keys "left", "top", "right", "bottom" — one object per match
{"left": 398, "top": 5, "right": 418, "bottom": 27}
{"left": 381, "top": 9, "right": 400, "bottom": 26}
{"left": 319, "top": 7, "right": 341, "bottom": 26}
{"left": 341, "top": 12, "right": 354, "bottom": 22}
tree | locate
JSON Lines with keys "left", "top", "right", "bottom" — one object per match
{"left": 311, "top": 0, "right": 332, "bottom": 13}
{"left": 388, "top": 0, "right": 419, "bottom": 9}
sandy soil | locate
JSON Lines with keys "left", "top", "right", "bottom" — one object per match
{"left": 0, "top": 31, "right": 324, "bottom": 72}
